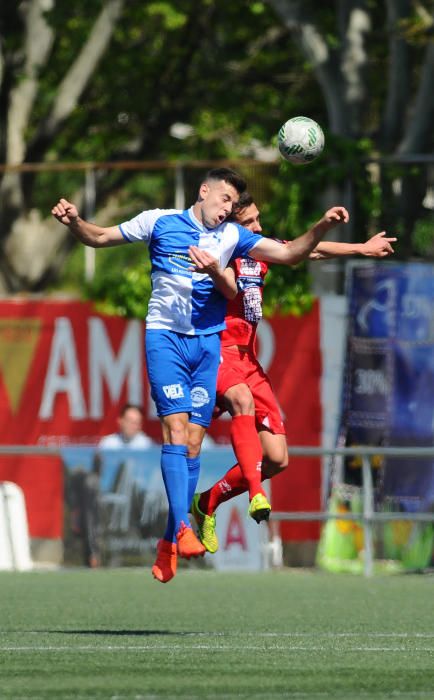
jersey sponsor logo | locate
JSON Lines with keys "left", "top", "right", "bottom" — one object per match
{"left": 243, "top": 286, "right": 263, "bottom": 323}
{"left": 240, "top": 259, "right": 262, "bottom": 276}
{"left": 191, "top": 386, "right": 210, "bottom": 408}
{"left": 162, "top": 383, "right": 184, "bottom": 400}
{"left": 237, "top": 275, "right": 264, "bottom": 291}
{"left": 167, "top": 253, "right": 192, "bottom": 272}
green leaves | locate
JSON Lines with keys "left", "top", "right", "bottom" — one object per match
{"left": 3, "top": 0, "right": 431, "bottom": 296}
{"left": 146, "top": 2, "right": 187, "bottom": 30}
{"left": 86, "top": 249, "right": 152, "bottom": 319}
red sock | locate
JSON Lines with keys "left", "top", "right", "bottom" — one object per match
{"left": 199, "top": 463, "right": 248, "bottom": 515}
{"left": 199, "top": 416, "right": 266, "bottom": 514}
{"left": 230, "top": 415, "right": 265, "bottom": 500}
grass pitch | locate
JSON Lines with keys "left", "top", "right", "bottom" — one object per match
{"left": 1, "top": 567, "right": 434, "bottom": 699}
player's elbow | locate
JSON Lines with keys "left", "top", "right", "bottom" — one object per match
{"left": 283, "top": 252, "right": 305, "bottom": 266}
{"left": 279, "top": 242, "right": 305, "bottom": 266}
{"left": 225, "top": 287, "right": 238, "bottom": 300}
{"left": 90, "top": 231, "right": 116, "bottom": 248}
{"left": 85, "top": 239, "right": 100, "bottom": 249}
{"left": 220, "top": 289, "right": 237, "bottom": 301}
{"left": 73, "top": 229, "right": 108, "bottom": 248}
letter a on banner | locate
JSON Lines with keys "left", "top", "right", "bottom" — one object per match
{"left": 40, "top": 317, "right": 86, "bottom": 419}
{"left": 223, "top": 507, "right": 248, "bottom": 550}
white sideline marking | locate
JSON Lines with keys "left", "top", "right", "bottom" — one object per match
{"left": 189, "top": 631, "right": 434, "bottom": 638}
{"left": 1, "top": 644, "right": 434, "bottom": 653}
{"left": 23, "top": 630, "right": 434, "bottom": 639}
{"left": 8, "top": 693, "right": 434, "bottom": 700}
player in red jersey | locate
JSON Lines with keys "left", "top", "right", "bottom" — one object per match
{"left": 191, "top": 192, "right": 396, "bottom": 552}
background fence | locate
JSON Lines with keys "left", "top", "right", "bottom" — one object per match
{"left": 1, "top": 444, "right": 433, "bottom": 577}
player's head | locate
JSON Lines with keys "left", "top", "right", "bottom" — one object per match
{"left": 118, "top": 403, "right": 144, "bottom": 440}
{"left": 196, "top": 168, "right": 246, "bottom": 229}
{"left": 229, "top": 191, "right": 262, "bottom": 233}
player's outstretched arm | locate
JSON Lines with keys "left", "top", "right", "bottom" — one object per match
{"left": 310, "top": 231, "right": 397, "bottom": 260}
{"left": 249, "top": 206, "right": 349, "bottom": 266}
{"left": 51, "top": 198, "right": 125, "bottom": 248}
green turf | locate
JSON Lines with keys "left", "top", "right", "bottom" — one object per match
{"left": 1, "top": 568, "right": 434, "bottom": 699}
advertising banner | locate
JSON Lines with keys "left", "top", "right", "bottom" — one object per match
{"left": 62, "top": 446, "right": 269, "bottom": 571}
{"left": 329, "top": 262, "right": 434, "bottom": 570}
{"left": 0, "top": 299, "right": 322, "bottom": 545}
{"left": 339, "top": 262, "right": 434, "bottom": 507}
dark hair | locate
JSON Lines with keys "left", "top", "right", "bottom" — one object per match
{"left": 120, "top": 403, "right": 144, "bottom": 417}
{"left": 202, "top": 168, "right": 247, "bottom": 195}
{"left": 228, "top": 191, "right": 254, "bottom": 221}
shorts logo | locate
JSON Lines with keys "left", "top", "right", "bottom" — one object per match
{"left": 162, "top": 383, "right": 184, "bottom": 400}
{"left": 191, "top": 386, "right": 210, "bottom": 408}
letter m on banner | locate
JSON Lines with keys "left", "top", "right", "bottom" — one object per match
{"left": 89, "top": 318, "right": 142, "bottom": 418}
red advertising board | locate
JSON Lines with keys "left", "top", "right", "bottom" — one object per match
{"left": 0, "top": 299, "right": 321, "bottom": 541}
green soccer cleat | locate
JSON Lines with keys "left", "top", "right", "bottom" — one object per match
{"left": 190, "top": 493, "right": 219, "bottom": 553}
{"left": 248, "top": 493, "right": 271, "bottom": 524}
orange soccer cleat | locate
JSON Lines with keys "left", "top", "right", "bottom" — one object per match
{"left": 152, "top": 539, "right": 177, "bottom": 583}
{"left": 176, "top": 521, "right": 206, "bottom": 559}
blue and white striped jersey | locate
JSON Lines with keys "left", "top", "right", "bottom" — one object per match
{"left": 119, "top": 206, "right": 262, "bottom": 335}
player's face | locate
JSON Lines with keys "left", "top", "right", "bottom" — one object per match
{"left": 234, "top": 203, "right": 262, "bottom": 233}
{"left": 119, "top": 408, "right": 142, "bottom": 439}
{"left": 199, "top": 180, "right": 240, "bottom": 229}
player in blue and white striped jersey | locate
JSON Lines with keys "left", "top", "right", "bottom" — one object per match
{"left": 52, "top": 167, "right": 349, "bottom": 582}
{"left": 119, "top": 202, "right": 261, "bottom": 335}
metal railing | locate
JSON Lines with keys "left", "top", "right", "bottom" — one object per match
{"left": 273, "top": 446, "right": 434, "bottom": 577}
{"left": 1, "top": 444, "right": 433, "bottom": 577}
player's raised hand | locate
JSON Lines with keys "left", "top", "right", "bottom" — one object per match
{"left": 322, "top": 206, "right": 350, "bottom": 225}
{"left": 361, "top": 231, "right": 397, "bottom": 257}
{"left": 189, "top": 245, "right": 236, "bottom": 299}
{"left": 189, "top": 245, "right": 221, "bottom": 275}
{"left": 51, "top": 198, "right": 79, "bottom": 226}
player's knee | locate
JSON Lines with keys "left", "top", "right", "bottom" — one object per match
{"left": 162, "top": 416, "right": 188, "bottom": 445}
{"left": 225, "top": 384, "right": 255, "bottom": 416}
{"left": 262, "top": 450, "right": 288, "bottom": 477}
{"left": 187, "top": 437, "right": 202, "bottom": 458}
{"left": 280, "top": 448, "right": 289, "bottom": 470}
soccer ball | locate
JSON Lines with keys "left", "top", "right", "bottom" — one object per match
{"left": 277, "top": 116, "right": 325, "bottom": 165}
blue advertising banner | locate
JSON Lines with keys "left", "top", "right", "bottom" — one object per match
{"left": 61, "top": 446, "right": 269, "bottom": 570}
{"left": 338, "top": 262, "right": 434, "bottom": 511}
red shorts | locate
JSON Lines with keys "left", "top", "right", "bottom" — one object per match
{"left": 216, "top": 346, "right": 286, "bottom": 435}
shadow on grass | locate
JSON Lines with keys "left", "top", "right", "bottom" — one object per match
{"left": 45, "top": 629, "right": 184, "bottom": 636}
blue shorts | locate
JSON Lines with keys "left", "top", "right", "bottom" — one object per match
{"left": 145, "top": 329, "right": 221, "bottom": 427}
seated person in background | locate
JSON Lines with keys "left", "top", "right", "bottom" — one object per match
{"left": 77, "top": 404, "right": 153, "bottom": 567}
{"left": 99, "top": 403, "right": 155, "bottom": 449}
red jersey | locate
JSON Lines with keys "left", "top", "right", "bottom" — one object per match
{"left": 221, "top": 257, "right": 269, "bottom": 350}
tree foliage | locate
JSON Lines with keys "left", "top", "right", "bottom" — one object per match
{"left": 0, "top": 0, "right": 433, "bottom": 316}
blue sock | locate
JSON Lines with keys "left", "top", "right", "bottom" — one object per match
{"left": 187, "top": 456, "right": 200, "bottom": 509}
{"left": 160, "top": 444, "right": 189, "bottom": 543}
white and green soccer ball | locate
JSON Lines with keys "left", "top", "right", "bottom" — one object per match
{"left": 277, "top": 116, "right": 325, "bottom": 165}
